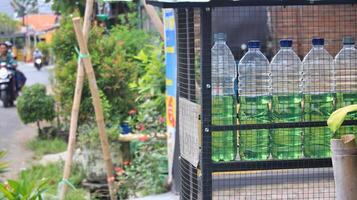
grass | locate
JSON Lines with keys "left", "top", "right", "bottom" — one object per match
{"left": 65, "top": 189, "right": 88, "bottom": 200}
{"left": 19, "top": 161, "right": 86, "bottom": 199}
{"left": 27, "top": 138, "right": 67, "bottom": 158}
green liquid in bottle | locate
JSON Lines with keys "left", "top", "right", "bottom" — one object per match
{"left": 212, "top": 95, "right": 237, "bottom": 162}
{"left": 271, "top": 94, "right": 303, "bottom": 159}
{"left": 239, "top": 96, "right": 270, "bottom": 160}
{"left": 303, "top": 93, "right": 334, "bottom": 158}
{"left": 336, "top": 93, "right": 357, "bottom": 139}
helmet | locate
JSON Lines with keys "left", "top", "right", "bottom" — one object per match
{"left": 4, "top": 41, "right": 12, "bottom": 48}
{"left": 0, "top": 42, "right": 7, "bottom": 48}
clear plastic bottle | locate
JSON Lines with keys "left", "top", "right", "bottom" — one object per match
{"left": 302, "top": 38, "right": 335, "bottom": 158}
{"left": 211, "top": 33, "right": 237, "bottom": 162}
{"left": 271, "top": 39, "right": 303, "bottom": 159}
{"left": 238, "top": 40, "right": 271, "bottom": 160}
{"left": 335, "top": 37, "right": 357, "bottom": 138}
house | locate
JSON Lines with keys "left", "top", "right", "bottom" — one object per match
{"left": 24, "top": 14, "right": 60, "bottom": 44}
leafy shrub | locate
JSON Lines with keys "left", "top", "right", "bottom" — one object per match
{"left": 117, "top": 138, "right": 168, "bottom": 199}
{"left": 52, "top": 14, "right": 156, "bottom": 125}
{"left": 17, "top": 84, "right": 55, "bottom": 132}
{"left": 126, "top": 45, "right": 166, "bottom": 134}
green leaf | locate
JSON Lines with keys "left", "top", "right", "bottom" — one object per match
{"left": 0, "top": 184, "right": 14, "bottom": 199}
{"left": 327, "top": 104, "right": 357, "bottom": 134}
{"left": 134, "top": 50, "right": 149, "bottom": 63}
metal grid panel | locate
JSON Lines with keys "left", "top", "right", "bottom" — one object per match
{"left": 176, "top": 8, "right": 202, "bottom": 200}
{"left": 212, "top": 168, "right": 334, "bottom": 200}
{"left": 175, "top": 2, "right": 357, "bottom": 200}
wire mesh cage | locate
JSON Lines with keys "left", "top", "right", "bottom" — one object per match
{"left": 148, "top": 0, "right": 357, "bottom": 199}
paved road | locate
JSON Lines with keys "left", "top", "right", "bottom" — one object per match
{"left": 0, "top": 62, "right": 52, "bottom": 179}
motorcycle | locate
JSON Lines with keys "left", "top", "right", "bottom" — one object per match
{"left": 0, "top": 62, "right": 15, "bottom": 107}
{"left": 34, "top": 57, "right": 42, "bottom": 70}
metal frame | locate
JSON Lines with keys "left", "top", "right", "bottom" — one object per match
{"left": 150, "top": 0, "right": 357, "bottom": 199}
{"left": 147, "top": 0, "right": 357, "bottom": 8}
{"left": 211, "top": 158, "right": 332, "bottom": 172}
{"left": 211, "top": 120, "right": 357, "bottom": 131}
{"left": 200, "top": 7, "right": 213, "bottom": 200}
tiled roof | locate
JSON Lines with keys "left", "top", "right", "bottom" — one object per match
{"left": 24, "top": 14, "right": 58, "bottom": 32}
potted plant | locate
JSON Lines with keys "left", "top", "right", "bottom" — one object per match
{"left": 77, "top": 125, "right": 130, "bottom": 182}
{"left": 327, "top": 104, "right": 357, "bottom": 200}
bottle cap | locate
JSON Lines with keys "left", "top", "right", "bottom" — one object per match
{"left": 214, "top": 33, "right": 227, "bottom": 42}
{"left": 248, "top": 40, "right": 261, "bottom": 48}
{"left": 312, "top": 38, "right": 324, "bottom": 46}
{"left": 343, "top": 36, "right": 355, "bottom": 45}
{"left": 280, "top": 39, "right": 293, "bottom": 47}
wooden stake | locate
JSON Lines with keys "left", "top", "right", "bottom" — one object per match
{"left": 72, "top": 17, "right": 116, "bottom": 200}
{"left": 59, "top": 1, "right": 94, "bottom": 200}
{"left": 142, "top": 0, "right": 164, "bottom": 40}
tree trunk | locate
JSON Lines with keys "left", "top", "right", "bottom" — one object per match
{"left": 36, "top": 121, "right": 41, "bottom": 134}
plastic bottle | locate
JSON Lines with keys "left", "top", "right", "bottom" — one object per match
{"left": 211, "top": 33, "right": 237, "bottom": 162}
{"left": 335, "top": 37, "right": 357, "bottom": 138}
{"left": 271, "top": 39, "right": 303, "bottom": 159}
{"left": 238, "top": 40, "right": 271, "bottom": 160}
{"left": 302, "top": 38, "right": 335, "bottom": 158}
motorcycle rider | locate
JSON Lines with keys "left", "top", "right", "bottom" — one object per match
{"left": 5, "top": 41, "right": 16, "bottom": 60}
{"left": 0, "top": 42, "right": 17, "bottom": 68}
{"left": 0, "top": 42, "right": 26, "bottom": 94}
{"left": 33, "top": 48, "right": 43, "bottom": 70}
{"left": 33, "top": 48, "right": 43, "bottom": 59}
{"left": 0, "top": 42, "right": 17, "bottom": 105}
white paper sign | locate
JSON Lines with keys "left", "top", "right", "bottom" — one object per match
{"left": 179, "top": 98, "right": 200, "bottom": 167}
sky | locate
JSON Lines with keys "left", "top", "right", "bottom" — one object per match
{"left": 0, "top": 0, "right": 53, "bottom": 18}
{"left": 0, "top": 0, "right": 15, "bottom": 18}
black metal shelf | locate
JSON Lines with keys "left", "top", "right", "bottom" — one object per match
{"left": 211, "top": 158, "right": 332, "bottom": 172}
{"left": 210, "top": 120, "right": 357, "bottom": 131}
{"left": 147, "top": 0, "right": 357, "bottom": 8}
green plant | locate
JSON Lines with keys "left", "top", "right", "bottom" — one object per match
{"left": 77, "top": 125, "right": 119, "bottom": 148}
{"left": 328, "top": 104, "right": 357, "bottom": 136}
{"left": 17, "top": 84, "right": 55, "bottom": 132}
{"left": 0, "top": 178, "right": 48, "bottom": 200}
{"left": 117, "top": 138, "right": 168, "bottom": 199}
{"left": 133, "top": 45, "right": 165, "bottom": 112}
{"left": 0, "top": 151, "right": 7, "bottom": 174}
{"left": 52, "top": 14, "right": 155, "bottom": 125}
{"left": 47, "top": 0, "right": 86, "bottom": 15}
{"left": 126, "top": 44, "right": 166, "bottom": 135}
{"left": 64, "top": 189, "right": 88, "bottom": 200}
{"left": 0, "top": 13, "right": 19, "bottom": 35}
{"left": 19, "top": 162, "right": 84, "bottom": 196}
{"left": 117, "top": 2, "right": 141, "bottom": 29}
{"left": 27, "top": 138, "right": 67, "bottom": 158}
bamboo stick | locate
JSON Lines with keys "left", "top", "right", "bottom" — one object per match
{"left": 59, "top": 1, "right": 94, "bottom": 199}
{"left": 72, "top": 17, "right": 116, "bottom": 200}
{"left": 142, "top": 0, "right": 164, "bottom": 40}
